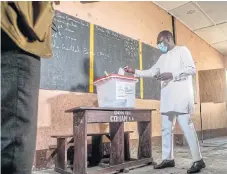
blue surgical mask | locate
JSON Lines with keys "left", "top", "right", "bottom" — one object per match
{"left": 158, "top": 42, "right": 168, "bottom": 53}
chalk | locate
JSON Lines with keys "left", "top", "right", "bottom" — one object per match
{"left": 118, "top": 67, "right": 124, "bottom": 75}
{"left": 123, "top": 66, "right": 128, "bottom": 70}
{"left": 104, "top": 71, "right": 109, "bottom": 76}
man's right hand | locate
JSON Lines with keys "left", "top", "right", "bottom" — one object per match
{"left": 124, "top": 66, "right": 135, "bottom": 74}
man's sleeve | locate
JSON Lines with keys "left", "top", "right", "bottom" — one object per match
{"left": 134, "top": 56, "right": 162, "bottom": 78}
{"left": 172, "top": 46, "right": 196, "bottom": 81}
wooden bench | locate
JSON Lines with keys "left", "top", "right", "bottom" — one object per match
{"left": 51, "top": 131, "right": 133, "bottom": 170}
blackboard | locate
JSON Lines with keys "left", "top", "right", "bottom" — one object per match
{"left": 94, "top": 25, "right": 140, "bottom": 98}
{"left": 40, "top": 10, "right": 90, "bottom": 92}
{"left": 142, "top": 43, "right": 162, "bottom": 100}
{"left": 39, "top": 11, "right": 162, "bottom": 100}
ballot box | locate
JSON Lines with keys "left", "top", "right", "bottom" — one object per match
{"left": 94, "top": 74, "right": 138, "bottom": 108}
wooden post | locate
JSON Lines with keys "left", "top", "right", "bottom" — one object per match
{"left": 138, "top": 121, "right": 151, "bottom": 159}
{"left": 73, "top": 111, "right": 87, "bottom": 174}
{"left": 90, "top": 135, "right": 103, "bottom": 166}
{"left": 109, "top": 122, "right": 124, "bottom": 166}
{"left": 124, "top": 133, "right": 130, "bottom": 161}
{"left": 55, "top": 138, "right": 67, "bottom": 170}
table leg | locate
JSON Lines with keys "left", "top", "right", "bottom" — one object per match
{"left": 109, "top": 122, "right": 124, "bottom": 166}
{"left": 124, "top": 133, "right": 130, "bottom": 161}
{"left": 55, "top": 138, "right": 67, "bottom": 170}
{"left": 90, "top": 135, "right": 103, "bottom": 166}
{"left": 73, "top": 111, "right": 87, "bottom": 174}
{"left": 138, "top": 121, "right": 151, "bottom": 159}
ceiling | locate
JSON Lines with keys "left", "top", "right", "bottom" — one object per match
{"left": 154, "top": 1, "right": 227, "bottom": 56}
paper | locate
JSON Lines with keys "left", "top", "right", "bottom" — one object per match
{"left": 104, "top": 71, "right": 109, "bottom": 76}
{"left": 116, "top": 81, "right": 133, "bottom": 99}
{"left": 116, "top": 81, "right": 126, "bottom": 99}
{"left": 118, "top": 67, "right": 125, "bottom": 75}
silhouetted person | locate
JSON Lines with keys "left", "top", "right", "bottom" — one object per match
{"left": 1, "top": 2, "right": 55, "bottom": 174}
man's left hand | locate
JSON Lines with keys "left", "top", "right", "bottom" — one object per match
{"left": 156, "top": 73, "right": 173, "bottom": 81}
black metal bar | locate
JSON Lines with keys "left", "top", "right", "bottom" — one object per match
{"left": 200, "top": 103, "right": 204, "bottom": 143}
{"left": 80, "top": 1, "right": 99, "bottom": 4}
{"left": 171, "top": 15, "right": 176, "bottom": 44}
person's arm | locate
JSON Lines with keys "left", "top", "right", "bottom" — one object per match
{"left": 172, "top": 47, "right": 196, "bottom": 81}
{"left": 134, "top": 56, "right": 162, "bottom": 78}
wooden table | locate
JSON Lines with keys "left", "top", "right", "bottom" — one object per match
{"left": 56, "top": 107, "right": 155, "bottom": 174}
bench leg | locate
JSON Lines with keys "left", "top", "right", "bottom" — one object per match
{"left": 90, "top": 135, "right": 103, "bottom": 166}
{"left": 55, "top": 138, "right": 67, "bottom": 170}
{"left": 124, "top": 133, "right": 130, "bottom": 161}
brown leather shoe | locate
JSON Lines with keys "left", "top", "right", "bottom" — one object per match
{"left": 187, "top": 159, "right": 206, "bottom": 173}
{"left": 154, "top": 159, "right": 175, "bottom": 169}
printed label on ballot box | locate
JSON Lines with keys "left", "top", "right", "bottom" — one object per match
{"left": 116, "top": 81, "right": 133, "bottom": 99}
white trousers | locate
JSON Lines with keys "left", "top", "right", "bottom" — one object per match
{"left": 162, "top": 112, "right": 202, "bottom": 162}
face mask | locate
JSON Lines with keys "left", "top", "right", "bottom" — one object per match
{"left": 158, "top": 42, "right": 168, "bottom": 53}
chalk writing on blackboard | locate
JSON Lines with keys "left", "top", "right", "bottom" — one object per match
{"left": 40, "top": 10, "right": 90, "bottom": 92}
{"left": 95, "top": 26, "right": 120, "bottom": 40}
{"left": 124, "top": 39, "right": 138, "bottom": 59}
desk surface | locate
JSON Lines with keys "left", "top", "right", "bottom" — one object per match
{"left": 65, "top": 107, "right": 156, "bottom": 113}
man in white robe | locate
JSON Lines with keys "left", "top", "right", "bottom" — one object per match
{"left": 124, "top": 30, "right": 206, "bottom": 173}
